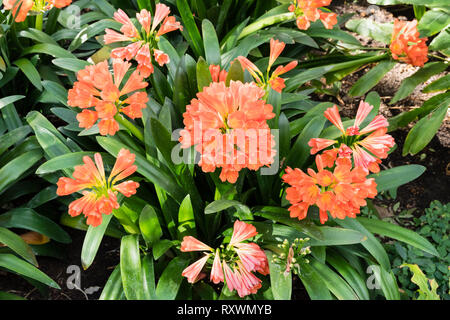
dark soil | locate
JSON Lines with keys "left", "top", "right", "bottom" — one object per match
{"left": 0, "top": 228, "right": 120, "bottom": 300}
{"left": 377, "top": 130, "right": 450, "bottom": 215}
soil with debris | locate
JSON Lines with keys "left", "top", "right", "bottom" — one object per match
{"left": 331, "top": 0, "right": 450, "bottom": 147}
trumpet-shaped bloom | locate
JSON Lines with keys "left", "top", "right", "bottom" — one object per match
{"left": 179, "top": 81, "right": 276, "bottom": 183}
{"left": 283, "top": 156, "right": 377, "bottom": 224}
{"left": 209, "top": 65, "right": 228, "bottom": 83}
{"left": 308, "top": 101, "right": 395, "bottom": 173}
{"left": 289, "top": 0, "right": 337, "bottom": 31}
{"left": 4, "top": 0, "right": 71, "bottom": 22}
{"left": 390, "top": 19, "right": 428, "bottom": 67}
{"left": 56, "top": 149, "right": 139, "bottom": 227}
{"left": 104, "top": 5, "right": 182, "bottom": 77}
{"left": 68, "top": 59, "right": 148, "bottom": 136}
{"left": 180, "top": 220, "right": 268, "bottom": 297}
{"left": 238, "top": 38, "right": 297, "bottom": 93}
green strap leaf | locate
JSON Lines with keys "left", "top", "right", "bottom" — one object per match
{"left": 309, "top": 257, "right": 359, "bottom": 300}
{"left": 402, "top": 101, "right": 449, "bottom": 156}
{"left": 336, "top": 218, "right": 391, "bottom": 271}
{"left": 120, "top": 234, "right": 145, "bottom": 300}
{"left": 139, "top": 205, "right": 162, "bottom": 246}
{"left": 0, "top": 227, "right": 37, "bottom": 266}
{"left": 0, "top": 253, "right": 59, "bottom": 289}
{"left": 155, "top": 257, "right": 189, "bottom": 300}
{"left": 0, "top": 208, "right": 71, "bottom": 244}
{"left": 100, "top": 264, "right": 125, "bottom": 300}
{"left": 370, "top": 165, "right": 426, "bottom": 192}
{"left": 202, "top": 19, "right": 221, "bottom": 66}
{"left": 326, "top": 251, "right": 370, "bottom": 300}
{"left": 357, "top": 217, "right": 439, "bottom": 257}
{"left": 178, "top": 195, "right": 196, "bottom": 239}
{"left": 0, "top": 149, "right": 43, "bottom": 194}
{"left": 81, "top": 213, "right": 113, "bottom": 270}
{"left": 267, "top": 251, "right": 292, "bottom": 300}
{"left": 390, "top": 62, "right": 448, "bottom": 104}
{"left": 176, "top": 0, "right": 204, "bottom": 58}
{"left": 13, "top": 58, "right": 43, "bottom": 91}
{"left": 349, "top": 61, "right": 396, "bottom": 97}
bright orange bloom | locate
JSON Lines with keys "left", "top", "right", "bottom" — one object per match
{"left": 181, "top": 220, "right": 268, "bottom": 297}
{"left": 68, "top": 59, "right": 148, "bottom": 136}
{"left": 104, "top": 5, "right": 182, "bottom": 77}
{"left": 390, "top": 19, "right": 428, "bottom": 67}
{"left": 4, "top": 0, "right": 71, "bottom": 22}
{"left": 289, "top": 0, "right": 337, "bottom": 31}
{"left": 283, "top": 156, "right": 377, "bottom": 224}
{"left": 56, "top": 149, "right": 139, "bottom": 227}
{"left": 238, "top": 38, "right": 297, "bottom": 93}
{"left": 308, "top": 100, "right": 395, "bottom": 173}
{"left": 179, "top": 81, "right": 276, "bottom": 183}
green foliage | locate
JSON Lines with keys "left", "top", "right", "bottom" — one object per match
{"left": 386, "top": 201, "right": 450, "bottom": 300}
{"left": 0, "top": 0, "right": 444, "bottom": 301}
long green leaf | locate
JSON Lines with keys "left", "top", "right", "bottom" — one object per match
{"left": 120, "top": 234, "right": 145, "bottom": 300}
{"left": 155, "top": 257, "right": 189, "bottom": 300}
{"left": 81, "top": 214, "right": 113, "bottom": 270}
{"left": 357, "top": 217, "right": 439, "bottom": 256}
{"left": 0, "top": 227, "right": 37, "bottom": 266}
{"left": 0, "top": 254, "right": 59, "bottom": 289}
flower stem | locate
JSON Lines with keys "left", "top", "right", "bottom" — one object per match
{"left": 114, "top": 115, "right": 145, "bottom": 143}
{"left": 237, "top": 12, "right": 295, "bottom": 42}
{"left": 35, "top": 13, "right": 44, "bottom": 31}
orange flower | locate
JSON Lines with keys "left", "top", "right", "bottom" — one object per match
{"left": 209, "top": 65, "right": 228, "bottom": 83}
{"left": 283, "top": 156, "right": 377, "bottom": 224}
{"left": 56, "top": 149, "right": 139, "bottom": 227}
{"left": 68, "top": 59, "right": 148, "bottom": 136}
{"left": 4, "top": 0, "right": 71, "bottom": 22}
{"left": 238, "top": 38, "right": 297, "bottom": 93}
{"left": 179, "top": 81, "right": 276, "bottom": 183}
{"left": 289, "top": 0, "right": 337, "bottom": 31}
{"left": 181, "top": 220, "right": 268, "bottom": 297}
{"left": 104, "top": 5, "right": 182, "bottom": 77}
{"left": 390, "top": 19, "right": 428, "bottom": 67}
{"left": 308, "top": 100, "right": 395, "bottom": 173}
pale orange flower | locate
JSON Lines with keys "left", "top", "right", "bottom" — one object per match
{"left": 237, "top": 38, "right": 297, "bottom": 93}
{"left": 209, "top": 65, "right": 228, "bottom": 83}
{"left": 179, "top": 81, "right": 276, "bottom": 183}
{"left": 283, "top": 156, "right": 377, "bottom": 224}
{"left": 289, "top": 0, "right": 337, "bottom": 31}
{"left": 308, "top": 101, "right": 395, "bottom": 173}
{"left": 68, "top": 59, "right": 148, "bottom": 136}
{"left": 104, "top": 5, "right": 182, "bottom": 77}
{"left": 390, "top": 19, "right": 428, "bottom": 67}
{"left": 56, "top": 149, "right": 139, "bottom": 227}
{"left": 181, "top": 220, "right": 268, "bottom": 297}
{"left": 4, "top": 0, "right": 71, "bottom": 22}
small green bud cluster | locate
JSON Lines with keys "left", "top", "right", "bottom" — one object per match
{"left": 271, "top": 238, "right": 311, "bottom": 276}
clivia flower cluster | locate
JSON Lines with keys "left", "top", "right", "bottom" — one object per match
{"left": 238, "top": 38, "right": 298, "bottom": 93}
{"left": 289, "top": 0, "right": 337, "bottom": 31}
{"left": 308, "top": 101, "right": 395, "bottom": 173}
{"left": 56, "top": 149, "right": 140, "bottom": 227}
{"left": 390, "top": 19, "right": 428, "bottom": 67}
{"left": 68, "top": 59, "right": 148, "bottom": 136}
{"left": 181, "top": 220, "right": 269, "bottom": 298}
{"left": 179, "top": 80, "right": 277, "bottom": 183}
{"left": 4, "top": 0, "right": 72, "bottom": 22}
{"left": 283, "top": 155, "right": 378, "bottom": 224}
{"left": 104, "top": 4, "right": 183, "bottom": 77}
